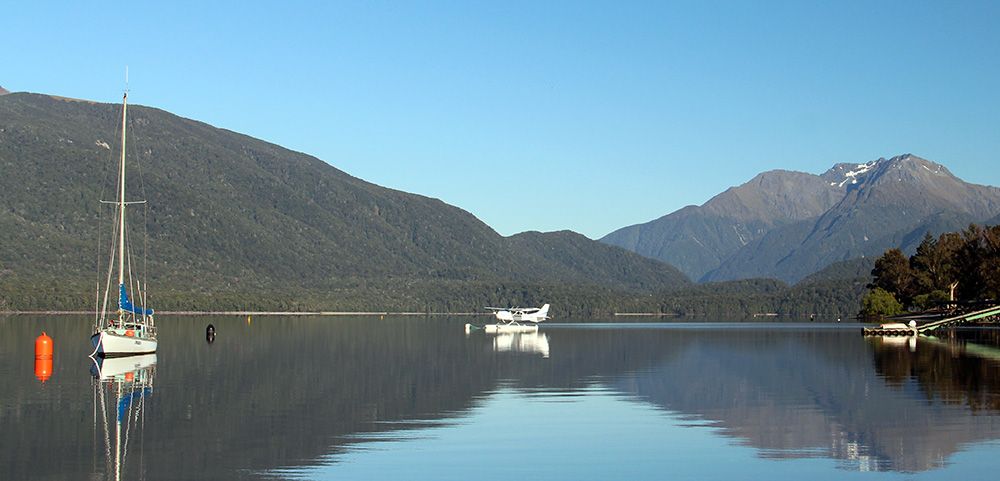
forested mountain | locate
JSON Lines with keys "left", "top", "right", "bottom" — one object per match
{"left": 0, "top": 91, "right": 873, "bottom": 317}
{"left": 603, "top": 155, "right": 1000, "bottom": 283}
{"left": 0, "top": 92, "right": 691, "bottom": 312}
{"left": 797, "top": 257, "right": 874, "bottom": 285}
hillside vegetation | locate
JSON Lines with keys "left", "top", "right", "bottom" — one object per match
{"left": 0, "top": 92, "right": 861, "bottom": 317}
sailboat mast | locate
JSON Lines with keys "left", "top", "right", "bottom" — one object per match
{"left": 118, "top": 91, "right": 128, "bottom": 321}
{"left": 115, "top": 383, "right": 122, "bottom": 481}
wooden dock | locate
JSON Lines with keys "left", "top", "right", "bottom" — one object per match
{"left": 863, "top": 304, "right": 1000, "bottom": 336}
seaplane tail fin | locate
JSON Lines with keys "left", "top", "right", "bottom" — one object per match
{"left": 538, "top": 304, "right": 550, "bottom": 320}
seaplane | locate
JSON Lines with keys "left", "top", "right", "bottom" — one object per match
{"left": 466, "top": 304, "right": 551, "bottom": 334}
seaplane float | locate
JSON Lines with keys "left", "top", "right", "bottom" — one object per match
{"left": 465, "top": 304, "right": 550, "bottom": 334}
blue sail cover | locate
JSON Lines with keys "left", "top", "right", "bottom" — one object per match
{"left": 118, "top": 387, "right": 153, "bottom": 421}
{"left": 119, "top": 284, "right": 154, "bottom": 316}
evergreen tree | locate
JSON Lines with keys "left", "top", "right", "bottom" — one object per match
{"left": 871, "top": 248, "right": 916, "bottom": 306}
{"left": 910, "top": 232, "right": 959, "bottom": 293}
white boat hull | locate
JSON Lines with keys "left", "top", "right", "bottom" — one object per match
{"left": 91, "top": 331, "right": 157, "bottom": 357}
{"left": 91, "top": 353, "right": 158, "bottom": 380}
{"left": 484, "top": 323, "right": 539, "bottom": 334}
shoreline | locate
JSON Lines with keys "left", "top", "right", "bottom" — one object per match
{"left": 0, "top": 310, "right": 492, "bottom": 317}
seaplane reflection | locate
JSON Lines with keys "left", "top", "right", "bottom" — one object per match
{"left": 492, "top": 331, "right": 550, "bottom": 358}
{"left": 91, "top": 354, "right": 156, "bottom": 481}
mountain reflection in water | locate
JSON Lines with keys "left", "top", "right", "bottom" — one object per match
{"left": 616, "top": 328, "right": 1000, "bottom": 472}
{"left": 2, "top": 316, "right": 1000, "bottom": 479}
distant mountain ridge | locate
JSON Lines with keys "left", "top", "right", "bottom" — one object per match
{"left": 602, "top": 154, "right": 1000, "bottom": 283}
{"left": 0, "top": 86, "right": 9, "bottom": 96}
{"left": 601, "top": 169, "right": 842, "bottom": 281}
{"left": 0, "top": 92, "right": 690, "bottom": 310}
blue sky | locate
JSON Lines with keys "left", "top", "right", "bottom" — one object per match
{"left": 5, "top": 1, "right": 999, "bottom": 238}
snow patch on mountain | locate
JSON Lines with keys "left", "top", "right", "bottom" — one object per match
{"left": 838, "top": 160, "right": 878, "bottom": 187}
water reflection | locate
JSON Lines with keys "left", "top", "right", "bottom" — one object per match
{"left": 91, "top": 354, "right": 156, "bottom": 481}
{"left": 873, "top": 331, "right": 1000, "bottom": 414}
{"left": 611, "top": 328, "right": 1000, "bottom": 473}
{"left": 874, "top": 334, "right": 917, "bottom": 352}
{"left": 491, "top": 332, "right": 550, "bottom": 358}
{"left": 3, "top": 316, "right": 1000, "bottom": 479}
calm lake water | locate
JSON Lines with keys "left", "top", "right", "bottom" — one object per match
{"left": 3, "top": 315, "right": 1000, "bottom": 480}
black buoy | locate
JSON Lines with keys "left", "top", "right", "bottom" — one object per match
{"left": 206, "top": 323, "right": 216, "bottom": 344}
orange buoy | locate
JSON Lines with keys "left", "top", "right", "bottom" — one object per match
{"left": 35, "top": 332, "right": 53, "bottom": 360}
{"left": 35, "top": 358, "right": 53, "bottom": 382}
{"left": 124, "top": 371, "right": 135, "bottom": 382}
{"left": 35, "top": 332, "right": 54, "bottom": 383}
{"left": 125, "top": 330, "right": 135, "bottom": 337}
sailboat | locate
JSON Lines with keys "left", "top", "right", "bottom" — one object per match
{"left": 91, "top": 89, "right": 157, "bottom": 357}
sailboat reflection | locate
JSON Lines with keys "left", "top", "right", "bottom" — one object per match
{"left": 493, "top": 331, "right": 550, "bottom": 358}
{"left": 91, "top": 354, "right": 156, "bottom": 481}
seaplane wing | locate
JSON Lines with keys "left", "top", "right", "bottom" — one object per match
{"left": 486, "top": 304, "right": 551, "bottom": 323}
{"left": 486, "top": 307, "right": 538, "bottom": 313}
